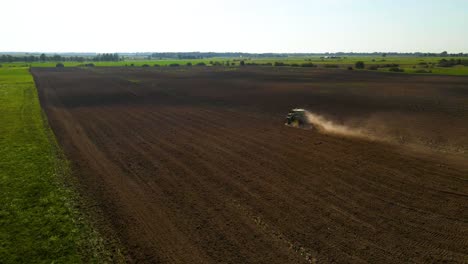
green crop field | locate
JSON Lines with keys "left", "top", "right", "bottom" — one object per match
{"left": 1, "top": 56, "right": 467, "bottom": 76}
{"left": 0, "top": 67, "right": 117, "bottom": 263}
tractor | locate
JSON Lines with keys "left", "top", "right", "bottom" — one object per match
{"left": 285, "top": 108, "right": 308, "bottom": 128}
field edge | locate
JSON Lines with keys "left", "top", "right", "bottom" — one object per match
{"left": 0, "top": 67, "right": 124, "bottom": 263}
{"left": 31, "top": 68, "right": 128, "bottom": 263}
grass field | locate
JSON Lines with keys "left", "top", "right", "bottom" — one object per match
{"left": 0, "top": 67, "right": 115, "bottom": 263}
{"left": 1, "top": 56, "right": 467, "bottom": 76}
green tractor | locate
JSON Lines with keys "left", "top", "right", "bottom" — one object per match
{"left": 285, "top": 108, "right": 308, "bottom": 128}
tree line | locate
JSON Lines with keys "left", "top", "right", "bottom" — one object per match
{"left": 92, "top": 53, "right": 120, "bottom": 61}
{"left": 145, "top": 51, "right": 467, "bottom": 59}
{"left": 0, "top": 53, "right": 120, "bottom": 63}
{"left": 0, "top": 54, "right": 87, "bottom": 63}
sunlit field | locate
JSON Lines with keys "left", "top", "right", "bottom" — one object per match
{"left": 1, "top": 56, "right": 467, "bottom": 76}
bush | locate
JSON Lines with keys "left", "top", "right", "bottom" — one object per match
{"left": 0, "top": 64, "right": 2, "bottom": 68}
{"left": 347, "top": 66, "right": 353, "bottom": 70}
{"left": 130, "top": 63, "right": 134, "bottom": 67}
{"left": 196, "top": 62, "right": 206, "bottom": 66}
{"left": 381, "top": 63, "right": 399, "bottom": 68}
{"left": 437, "top": 58, "right": 468, "bottom": 67}
{"left": 142, "top": 64, "right": 150, "bottom": 67}
{"left": 368, "top": 65, "right": 379, "bottom": 70}
{"left": 169, "top": 63, "right": 180, "bottom": 67}
{"left": 84, "top": 63, "right": 95, "bottom": 67}
{"left": 245, "top": 62, "right": 272, "bottom": 66}
{"left": 324, "top": 64, "right": 339, "bottom": 68}
{"left": 55, "top": 63, "right": 64, "bottom": 68}
{"left": 301, "top": 63, "right": 317, "bottom": 67}
{"left": 389, "top": 67, "right": 404, "bottom": 72}
{"left": 153, "top": 64, "right": 160, "bottom": 67}
{"left": 186, "top": 62, "right": 192, "bottom": 66}
{"left": 274, "top": 62, "right": 287, "bottom": 67}
{"left": 355, "top": 61, "right": 365, "bottom": 69}
{"left": 239, "top": 60, "right": 245, "bottom": 66}
{"left": 290, "top": 63, "right": 300, "bottom": 67}
{"left": 414, "top": 69, "right": 432, "bottom": 73}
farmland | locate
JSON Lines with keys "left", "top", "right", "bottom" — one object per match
{"left": 1, "top": 56, "right": 468, "bottom": 76}
{"left": 31, "top": 66, "right": 468, "bottom": 263}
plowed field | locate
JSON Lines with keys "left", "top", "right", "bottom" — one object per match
{"left": 32, "top": 67, "right": 468, "bottom": 263}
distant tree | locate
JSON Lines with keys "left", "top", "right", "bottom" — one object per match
{"left": 56, "top": 62, "right": 64, "bottom": 68}
{"left": 440, "top": 51, "right": 448, "bottom": 57}
{"left": 355, "top": 61, "right": 365, "bottom": 69}
{"left": 382, "top": 53, "right": 387, "bottom": 57}
{"left": 40, "top": 53, "right": 46, "bottom": 62}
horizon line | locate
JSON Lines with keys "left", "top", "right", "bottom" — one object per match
{"left": 1, "top": 51, "right": 466, "bottom": 55}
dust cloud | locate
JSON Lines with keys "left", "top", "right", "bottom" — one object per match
{"left": 304, "top": 111, "right": 378, "bottom": 140}
{"left": 304, "top": 110, "right": 466, "bottom": 154}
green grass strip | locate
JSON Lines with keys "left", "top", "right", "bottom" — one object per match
{"left": 0, "top": 67, "right": 117, "bottom": 263}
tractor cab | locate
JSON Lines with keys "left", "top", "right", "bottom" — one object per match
{"left": 285, "top": 108, "right": 307, "bottom": 127}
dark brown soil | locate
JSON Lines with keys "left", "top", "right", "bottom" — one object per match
{"left": 32, "top": 67, "right": 468, "bottom": 263}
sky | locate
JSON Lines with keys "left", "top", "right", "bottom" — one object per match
{"left": 1, "top": 0, "right": 467, "bottom": 53}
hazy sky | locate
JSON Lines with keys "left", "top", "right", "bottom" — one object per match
{"left": 2, "top": 0, "right": 467, "bottom": 53}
